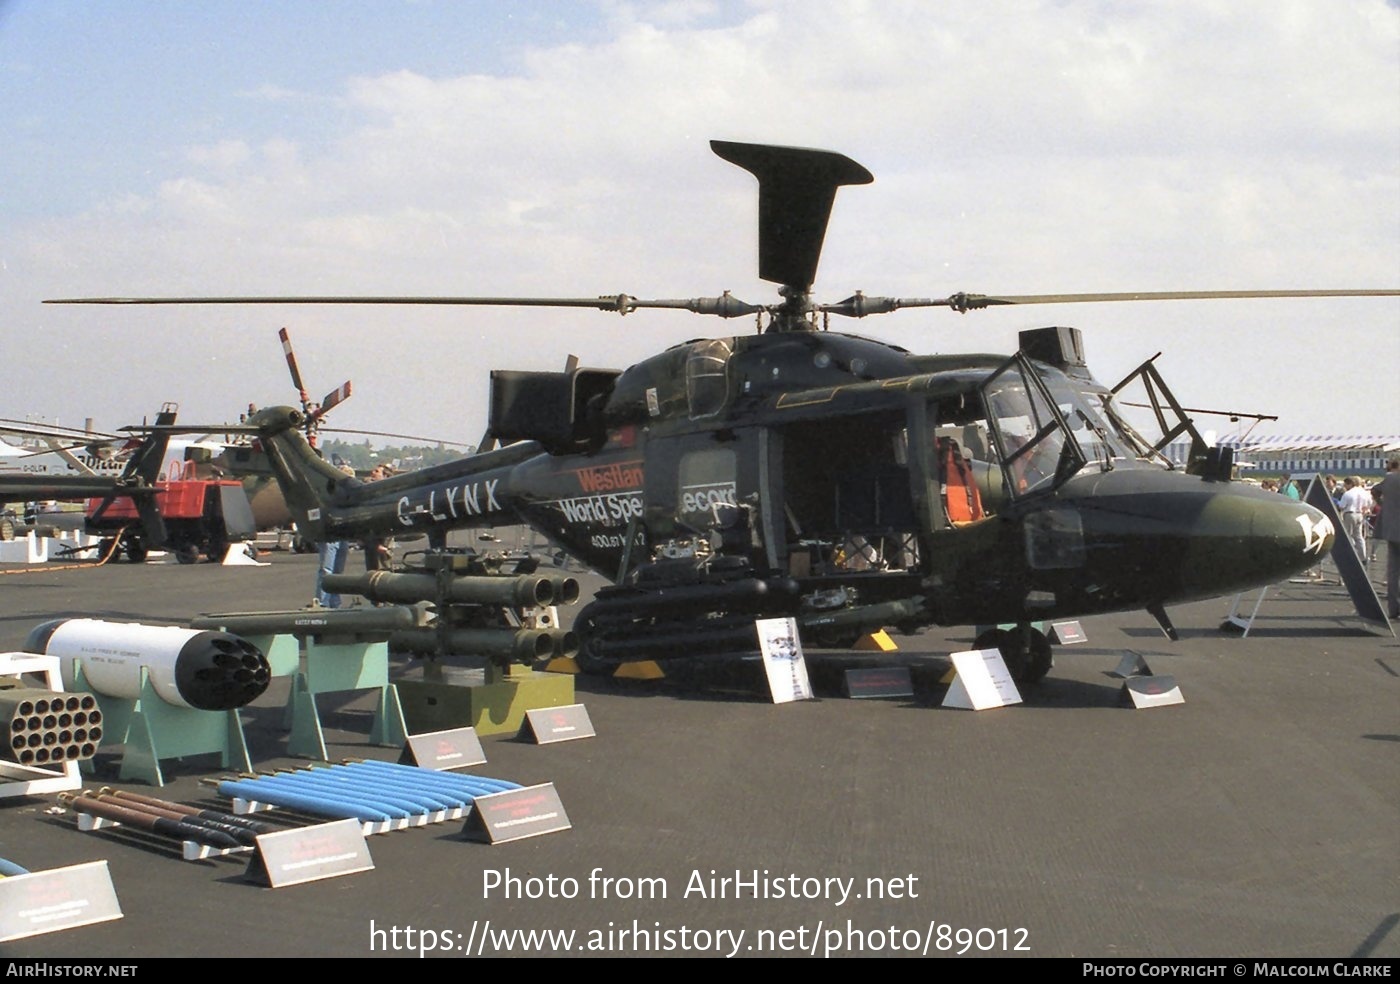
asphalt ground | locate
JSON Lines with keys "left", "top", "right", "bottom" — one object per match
{"left": 0, "top": 545, "right": 1395, "bottom": 960}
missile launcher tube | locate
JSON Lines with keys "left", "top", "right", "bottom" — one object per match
{"left": 322, "top": 570, "right": 564, "bottom": 608}
{"left": 389, "top": 626, "right": 555, "bottom": 662}
{"left": 190, "top": 606, "right": 418, "bottom": 638}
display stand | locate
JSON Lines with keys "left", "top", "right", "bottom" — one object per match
{"left": 1222, "top": 587, "right": 1269, "bottom": 637}
{"left": 68, "top": 660, "right": 252, "bottom": 787}
{"left": 0, "top": 653, "right": 82, "bottom": 799}
{"left": 285, "top": 637, "right": 407, "bottom": 759}
{"left": 396, "top": 662, "right": 575, "bottom": 738}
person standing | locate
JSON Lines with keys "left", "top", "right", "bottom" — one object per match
{"left": 314, "top": 464, "right": 357, "bottom": 607}
{"left": 1338, "top": 476, "right": 1373, "bottom": 563}
{"left": 361, "top": 465, "right": 394, "bottom": 572}
{"left": 1370, "top": 457, "right": 1400, "bottom": 620}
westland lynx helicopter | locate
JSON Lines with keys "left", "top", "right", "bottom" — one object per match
{"left": 54, "top": 140, "right": 1397, "bottom": 680}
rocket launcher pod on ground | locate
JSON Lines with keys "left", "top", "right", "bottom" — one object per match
{"left": 1, "top": 688, "right": 102, "bottom": 765}
{"left": 26, "top": 618, "right": 271, "bottom": 711}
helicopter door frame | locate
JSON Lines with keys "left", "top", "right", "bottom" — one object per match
{"left": 1107, "top": 355, "right": 1208, "bottom": 470}
{"left": 981, "top": 354, "right": 1087, "bottom": 499}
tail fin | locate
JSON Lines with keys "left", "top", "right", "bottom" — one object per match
{"left": 89, "top": 405, "right": 177, "bottom": 546}
{"left": 248, "top": 406, "right": 356, "bottom": 543}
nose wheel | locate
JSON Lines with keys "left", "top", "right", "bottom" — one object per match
{"left": 972, "top": 624, "right": 1053, "bottom": 684}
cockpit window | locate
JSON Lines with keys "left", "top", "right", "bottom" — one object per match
{"left": 981, "top": 357, "right": 1088, "bottom": 497}
{"left": 686, "top": 338, "right": 732, "bottom": 418}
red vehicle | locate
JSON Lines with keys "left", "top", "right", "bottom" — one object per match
{"left": 86, "top": 460, "right": 255, "bottom": 564}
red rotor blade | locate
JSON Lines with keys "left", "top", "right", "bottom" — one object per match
{"left": 278, "top": 327, "right": 309, "bottom": 404}
{"left": 309, "top": 381, "right": 352, "bottom": 422}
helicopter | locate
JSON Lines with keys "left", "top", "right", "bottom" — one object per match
{"left": 51, "top": 139, "right": 1397, "bottom": 680}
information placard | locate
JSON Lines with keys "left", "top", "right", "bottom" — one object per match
{"left": 0, "top": 861, "right": 123, "bottom": 943}
{"left": 463, "top": 783, "right": 571, "bottom": 844}
{"left": 1121, "top": 675, "right": 1185, "bottom": 709}
{"left": 1050, "top": 620, "right": 1087, "bottom": 645}
{"left": 941, "top": 648, "right": 1023, "bottom": 710}
{"left": 401, "top": 727, "right": 487, "bottom": 768}
{"left": 247, "top": 818, "right": 374, "bottom": 888}
{"left": 521, "top": 704, "right": 596, "bottom": 744}
{"left": 756, "top": 617, "right": 812, "bottom": 703}
{"left": 843, "top": 666, "right": 914, "bottom": 699}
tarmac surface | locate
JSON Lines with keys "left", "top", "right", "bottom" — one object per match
{"left": 0, "top": 545, "right": 1395, "bottom": 960}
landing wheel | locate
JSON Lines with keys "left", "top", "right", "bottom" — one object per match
{"left": 174, "top": 543, "right": 200, "bottom": 565}
{"left": 972, "top": 626, "right": 1053, "bottom": 684}
{"left": 124, "top": 539, "right": 148, "bottom": 564}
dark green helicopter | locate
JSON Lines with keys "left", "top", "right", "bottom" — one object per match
{"left": 57, "top": 140, "right": 1391, "bottom": 681}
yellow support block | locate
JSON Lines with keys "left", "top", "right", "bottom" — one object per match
{"left": 614, "top": 661, "right": 665, "bottom": 680}
{"left": 545, "top": 656, "right": 581, "bottom": 674}
{"left": 853, "top": 629, "right": 898, "bottom": 652}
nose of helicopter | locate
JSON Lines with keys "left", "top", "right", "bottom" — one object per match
{"left": 1188, "top": 483, "right": 1335, "bottom": 590}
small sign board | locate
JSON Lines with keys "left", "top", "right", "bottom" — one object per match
{"left": 463, "top": 783, "right": 571, "bottom": 844}
{"left": 1121, "top": 675, "right": 1184, "bottom": 709}
{"left": 521, "top": 704, "right": 596, "bottom": 745}
{"left": 401, "top": 727, "right": 487, "bottom": 769}
{"left": 942, "top": 648, "right": 1023, "bottom": 711}
{"left": 1049, "top": 620, "right": 1087, "bottom": 645}
{"left": 756, "top": 616, "right": 812, "bottom": 703}
{"left": 1111, "top": 650, "right": 1154, "bottom": 678}
{"left": 247, "top": 818, "right": 374, "bottom": 888}
{"left": 843, "top": 666, "right": 914, "bottom": 699}
{"left": 0, "top": 861, "right": 123, "bottom": 943}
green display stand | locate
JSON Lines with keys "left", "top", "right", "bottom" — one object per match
{"left": 284, "top": 638, "right": 407, "bottom": 760}
{"left": 71, "top": 661, "right": 252, "bottom": 787}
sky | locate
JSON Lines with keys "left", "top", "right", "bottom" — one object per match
{"left": 2, "top": 0, "right": 1397, "bottom": 448}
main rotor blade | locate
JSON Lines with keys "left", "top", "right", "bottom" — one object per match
{"left": 46, "top": 294, "right": 766, "bottom": 317}
{"left": 822, "top": 288, "right": 1400, "bottom": 316}
{"left": 0, "top": 417, "right": 121, "bottom": 443}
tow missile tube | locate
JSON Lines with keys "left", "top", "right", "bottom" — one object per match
{"left": 322, "top": 570, "right": 576, "bottom": 608}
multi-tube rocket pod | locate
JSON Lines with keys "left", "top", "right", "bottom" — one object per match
{"left": 25, "top": 618, "right": 271, "bottom": 711}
